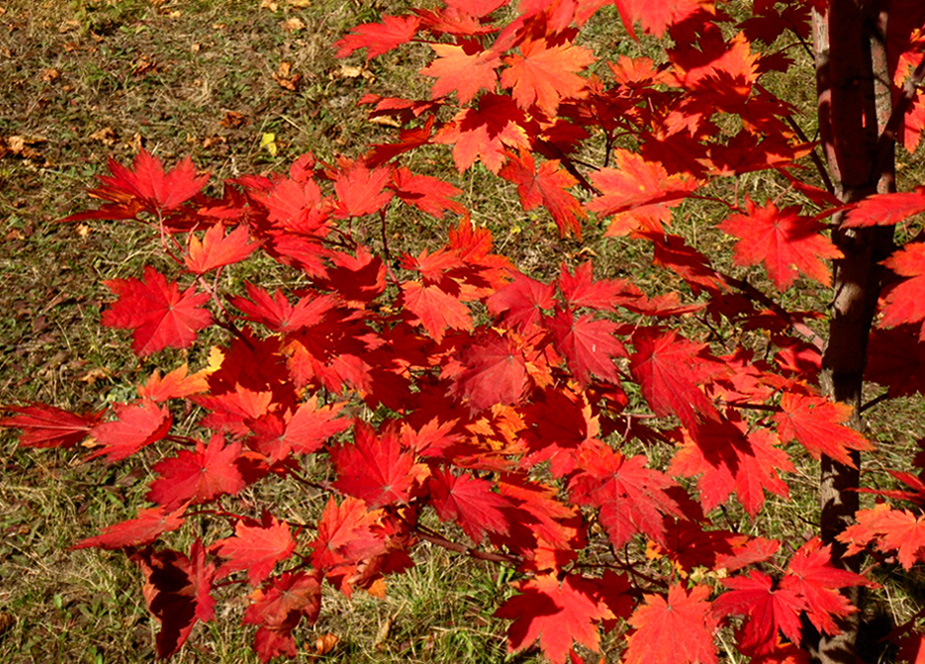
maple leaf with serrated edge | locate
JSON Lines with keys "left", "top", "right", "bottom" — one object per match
{"left": 420, "top": 42, "right": 501, "bottom": 105}
{"left": 231, "top": 283, "right": 336, "bottom": 333}
{"left": 499, "top": 151, "right": 586, "bottom": 238}
{"left": 712, "top": 570, "right": 805, "bottom": 656}
{"left": 719, "top": 198, "right": 841, "bottom": 291}
{"left": 670, "top": 414, "right": 793, "bottom": 517}
{"left": 389, "top": 167, "right": 465, "bottom": 218}
{"left": 72, "top": 149, "right": 209, "bottom": 217}
{"left": 780, "top": 537, "right": 872, "bottom": 636}
{"left": 244, "top": 571, "right": 322, "bottom": 664}
{"left": 401, "top": 280, "right": 472, "bottom": 342}
{"left": 623, "top": 584, "right": 717, "bottom": 664}
{"left": 334, "top": 15, "right": 420, "bottom": 60}
{"left": 138, "top": 364, "right": 209, "bottom": 401}
{"left": 184, "top": 223, "right": 255, "bottom": 274}
{"left": 249, "top": 397, "right": 349, "bottom": 463}
{"left": 433, "top": 94, "right": 530, "bottom": 173}
{"left": 501, "top": 38, "right": 595, "bottom": 114}
{"left": 558, "top": 261, "right": 645, "bottom": 311}
{"left": 0, "top": 403, "right": 103, "bottom": 449}
{"left": 772, "top": 392, "right": 871, "bottom": 465}
{"left": 839, "top": 503, "right": 925, "bottom": 570}
{"left": 71, "top": 504, "right": 186, "bottom": 550}
{"left": 309, "top": 496, "right": 387, "bottom": 571}
{"left": 586, "top": 150, "right": 698, "bottom": 236}
{"left": 547, "top": 308, "right": 626, "bottom": 387}
{"left": 332, "top": 161, "right": 393, "bottom": 218}
{"left": 449, "top": 330, "right": 530, "bottom": 411}
{"left": 429, "top": 466, "right": 512, "bottom": 542}
{"left": 214, "top": 515, "right": 296, "bottom": 586}
{"left": 132, "top": 540, "right": 216, "bottom": 659}
{"left": 569, "top": 444, "right": 685, "bottom": 549}
{"left": 331, "top": 421, "right": 428, "bottom": 508}
{"left": 843, "top": 187, "right": 925, "bottom": 227}
{"left": 147, "top": 434, "right": 245, "bottom": 509}
{"left": 494, "top": 573, "right": 615, "bottom": 664}
{"left": 88, "top": 399, "right": 172, "bottom": 463}
{"left": 487, "top": 269, "right": 556, "bottom": 331}
{"left": 879, "top": 243, "right": 925, "bottom": 338}
{"left": 102, "top": 266, "right": 212, "bottom": 357}
{"left": 629, "top": 328, "right": 721, "bottom": 430}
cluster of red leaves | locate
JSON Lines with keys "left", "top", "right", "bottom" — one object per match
{"left": 6, "top": 0, "right": 925, "bottom": 662}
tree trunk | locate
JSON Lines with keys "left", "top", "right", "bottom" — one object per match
{"left": 811, "top": 1, "right": 896, "bottom": 662}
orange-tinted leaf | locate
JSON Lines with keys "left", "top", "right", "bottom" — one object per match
{"left": 401, "top": 280, "right": 472, "bottom": 342}
{"left": 102, "top": 266, "right": 212, "bottom": 356}
{"left": 138, "top": 364, "right": 209, "bottom": 401}
{"left": 843, "top": 187, "right": 925, "bottom": 227}
{"left": 390, "top": 166, "right": 465, "bottom": 218}
{"left": 334, "top": 15, "right": 420, "bottom": 60}
{"left": 433, "top": 94, "right": 530, "bottom": 173}
{"left": 880, "top": 243, "right": 925, "bottom": 337}
{"left": 332, "top": 161, "right": 393, "bottom": 218}
{"left": 309, "top": 496, "right": 386, "bottom": 570}
{"left": 185, "top": 223, "right": 255, "bottom": 274}
{"left": 501, "top": 38, "right": 595, "bottom": 114}
{"left": 719, "top": 198, "right": 841, "bottom": 291}
{"left": 420, "top": 42, "right": 501, "bottom": 105}
{"left": 772, "top": 392, "right": 871, "bottom": 465}
{"left": 624, "top": 584, "right": 717, "bottom": 664}
{"left": 839, "top": 503, "right": 925, "bottom": 570}
{"left": 500, "top": 151, "right": 586, "bottom": 238}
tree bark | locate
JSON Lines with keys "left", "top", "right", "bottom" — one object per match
{"left": 811, "top": 1, "right": 895, "bottom": 662}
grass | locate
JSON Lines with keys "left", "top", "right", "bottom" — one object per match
{"left": 3, "top": 1, "right": 925, "bottom": 663}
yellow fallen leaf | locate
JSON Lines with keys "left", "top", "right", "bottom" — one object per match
{"left": 261, "top": 132, "right": 278, "bottom": 156}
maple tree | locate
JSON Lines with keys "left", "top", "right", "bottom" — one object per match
{"left": 6, "top": 0, "right": 925, "bottom": 662}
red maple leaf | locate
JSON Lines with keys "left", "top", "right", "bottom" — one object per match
{"left": 623, "top": 584, "right": 718, "bottom": 664}
{"left": 401, "top": 280, "right": 473, "bottom": 342}
{"left": 486, "top": 269, "right": 556, "bottom": 331}
{"left": 865, "top": 326, "right": 925, "bottom": 397}
{"left": 73, "top": 149, "right": 208, "bottom": 217}
{"left": 670, "top": 414, "right": 794, "bottom": 517}
{"left": 586, "top": 150, "right": 698, "bottom": 236}
{"left": 500, "top": 38, "right": 595, "bottom": 114}
{"left": 244, "top": 571, "right": 322, "bottom": 664}
{"left": 712, "top": 571, "right": 805, "bottom": 656}
{"left": 613, "top": 0, "right": 707, "bottom": 38}
{"left": 433, "top": 94, "right": 530, "bottom": 173}
{"left": 389, "top": 167, "right": 465, "bottom": 218}
{"left": 718, "top": 198, "right": 841, "bottom": 291}
{"left": 557, "top": 261, "right": 645, "bottom": 312}
{"left": 334, "top": 15, "right": 420, "bottom": 60}
{"left": 628, "top": 328, "right": 721, "bottom": 430}
{"left": 499, "top": 151, "right": 586, "bottom": 238}
{"left": 494, "top": 573, "right": 615, "bottom": 664}
{"left": 214, "top": 515, "right": 296, "bottom": 586}
{"left": 839, "top": 503, "right": 925, "bottom": 570}
{"left": 332, "top": 161, "right": 394, "bottom": 218}
{"left": 88, "top": 399, "right": 172, "bottom": 462}
{"left": 248, "top": 397, "right": 349, "bottom": 462}
{"left": 231, "top": 283, "right": 336, "bottom": 333}
{"left": 147, "top": 434, "right": 245, "bottom": 509}
{"left": 184, "top": 223, "right": 255, "bottom": 274}
{"left": 780, "top": 537, "right": 871, "bottom": 636}
{"left": 0, "top": 403, "right": 103, "bottom": 449}
{"left": 420, "top": 42, "right": 501, "bottom": 105}
{"left": 429, "top": 466, "right": 512, "bottom": 542}
{"left": 879, "top": 243, "right": 925, "bottom": 337}
{"left": 843, "top": 187, "right": 925, "bottom": 227}
{"left": 102, "top": 266, "right": 212, "bottom": 356}
{"left": 772, "top": 392, "right": 871, "bottom": 465}
{"left": 132, "top": 540, "right": 216, "bottom": 659}
{"left": 331, "top": 421, "right": 428, "bottom": 508}
{"left": 72, "top": 504, "right": 186, "bottom": 550}
{"left": 569, "top": 444, "right": 685, "bottom": 549}
{"left": 548, "top": 308, "right": 627, "bottom": 386}
{"left": 309, "top": 496, "right": 386, "bottom": 571}
{"left": 449, "top": 330, "right": 530, "bottom": 411}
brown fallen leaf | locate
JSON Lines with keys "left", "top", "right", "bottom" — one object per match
{"left": 220, "top": 110, "right": 249, "bottom": 128}
{"left": 273, "top": 61, "right": 302, "bottom": 91}
{"left": 0, "top": 612, "right": 14, "bottom": 636}
{"left": 131, "top": 56, "right": 160, "bottom": 76}
{"left": 89, "top": 127, "right": 119, "bottom": 146}
{"left": 281, "top": 17, "right": 305, "bottom": 32}
{"left": 41, "top": 68, "right": 61, "bottom": 83}
{"left": 309, "top": 633, "right": 339, "bottom": 657}
{"left": 201, "top": 135, "right": 226, "bottom": 149}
